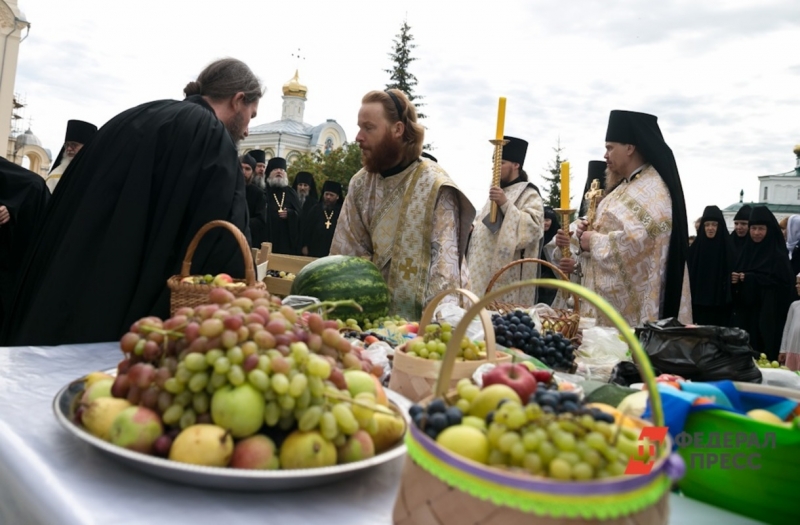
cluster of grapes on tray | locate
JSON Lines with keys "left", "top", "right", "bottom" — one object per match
{"left": 491, "top": 310, "right": 576, "bottom": 371}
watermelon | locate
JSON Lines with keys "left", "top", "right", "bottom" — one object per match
{"left": 290, "top": 255, "right": 390, "bottom": 324}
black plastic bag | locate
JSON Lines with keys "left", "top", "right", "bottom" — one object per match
{"left": 609, "top": 361, "right": 663, "bottom": 387}
{"left": 633, "top": 318, "right": 762, "bottom": 383}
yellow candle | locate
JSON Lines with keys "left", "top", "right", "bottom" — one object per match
{"left": 560, "top": 161, "right": 570, "bottom": 209}
{"left": 495, "top": 97, "right": 506, "bottom": 141}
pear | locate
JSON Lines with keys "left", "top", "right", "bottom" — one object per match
{"left": 368, "top": 411, "right": 406, "bottom": 453}
{"left": 279, "top": 430, "right": 336, "bottom": 469}
{"left": 83, "top": 371, "right": 115, "bottom": 389}
{"left": 169, "top": 424, "right": 234, "bottom": 467}
{"left": 81, "top": 397, "right": 132, "bottom": 441}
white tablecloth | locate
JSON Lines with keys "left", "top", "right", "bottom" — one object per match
{"left": 0, "top": 343, "right": 764, "bottom": 524}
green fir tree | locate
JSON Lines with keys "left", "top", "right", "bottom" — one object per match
{"left": 541, "top": 139, "right": 569, "bottom": 210}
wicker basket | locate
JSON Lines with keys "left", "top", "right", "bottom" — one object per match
{"left": 166, "top": 220, "right": 266, "bottom": 314}
{"left": 486, "top": 258, "right": 581, "bottom": 339}
{"left": 388, "top": 288, "right": 512, "bottom": 402}
{"left": 392, "top": 278, "right": 682, "bottom": 525}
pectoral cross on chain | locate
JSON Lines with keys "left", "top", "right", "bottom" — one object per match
{"left": 398, "top": 258, "right": 418, "bottom": 280}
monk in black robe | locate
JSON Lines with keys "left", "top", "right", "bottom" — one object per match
{"left": 1, "top": 58, "right": 263, "bottom": 346}
{"left": 731, "top": 206, "right": 794, "bottom": 360}
{"left": 302, "top": 180, "right": 343, "bottom": 257}
{"left": 292, "top": 171, "right": 318, "bottom": 221}
{"left": 538, "top": 207, "right": 560, "bottom": 305}
{"left": 0, "top": 158, "right": 50, "bottom": 328}
{"left": 240, "top": 154, "right": 268, "bottom": 248}
{"left": 731, "top": 204, "right": 752, "bottom": 260}
{"left": 687, "top": 205, "right": 735, "bottom": 326}
{"left": 264, "top": 157, "right": 301, "bottom": 255}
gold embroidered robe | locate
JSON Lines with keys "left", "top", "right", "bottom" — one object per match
{"left": 329, "top": 159, "right": 476, "bottom": 320}
{"left": 467, "top": 181, "right": 544, "bottom": 305}
{"left": 582, "top": 165, "right": 692, "bottom": 327}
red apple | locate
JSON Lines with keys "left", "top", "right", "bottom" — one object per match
{"left": 212, "top": 273, "right": 234, "bottom": 286}
{"left": 531, "top": 370, "right": 553, "bottom": 384}
{"left": 482, "top": 363, "right": 538, "bottom": 401}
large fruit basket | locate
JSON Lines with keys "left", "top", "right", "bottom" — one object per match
{"left": 393, "top": 279, "right": 683, "bottom": 525}
{"left": 388, "top": 288, "right": 512, "bottom": 402}
{"left": 167, "top": 220, "right": 266, "bottom": 315}
{"left": 485, "top": 258, "right": 581, "bottom": 340}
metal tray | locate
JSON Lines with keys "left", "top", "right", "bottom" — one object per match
{"left": 53, "top": 370, "right": 411, "bottom": 491}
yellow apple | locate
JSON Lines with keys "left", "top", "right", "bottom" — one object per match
{"left": 436, "top": 425, "right": 489, "bottom": 464}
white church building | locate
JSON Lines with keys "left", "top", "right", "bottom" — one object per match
{"left": 239, "top": 71, "right": 347, "bottom": 164}
{"left": 722, "top": 144, "right": 800, "bottom": 230}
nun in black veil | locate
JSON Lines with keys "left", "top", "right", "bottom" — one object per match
{"left": 687, "top": 205, "right": 735, "bottom": 326}
{"left": 731, "top": 206, "right": 794, "bottom": 359}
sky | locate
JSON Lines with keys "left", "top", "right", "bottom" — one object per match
{"left": 10, "top": 0, "right": 800, "bottom": 229}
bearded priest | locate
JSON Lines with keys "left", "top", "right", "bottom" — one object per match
{"left": 330, "top": 89, "right": 475, "bottom": 320}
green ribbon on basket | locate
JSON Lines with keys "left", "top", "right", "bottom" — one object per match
{"left": 405, "top": 431, "right": 671, "bottom": 519}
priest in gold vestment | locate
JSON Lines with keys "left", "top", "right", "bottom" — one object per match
{"left": 466, "top": 136, "right": 544, "bottom": 305}
{"left": 330, "top": 89, "right": 475, "bottom": 320}
{"left": 577, "top": 110, "right": 692, "bottom": 327}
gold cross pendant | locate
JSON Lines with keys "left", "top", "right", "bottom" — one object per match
{"left": 325, "top": 220, "right": 332, "bottom": 229}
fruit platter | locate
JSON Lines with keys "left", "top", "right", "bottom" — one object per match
{"left": 53, "top": 285, "right": 411, "bottom": 491}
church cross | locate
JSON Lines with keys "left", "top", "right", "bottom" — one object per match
{"left": 398, "top": 258, "right": 418, "bottom": 280}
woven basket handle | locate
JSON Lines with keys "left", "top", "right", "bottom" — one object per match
{"left": 485, "top": 257, "right": 580, "bottom": 310}
{"left": 179, "top": 220, "right": 256, "bottom": 285}
{"left": 418, "top": 288, "right": 497, "bottom": 365}
{"left": 435, "top": 279, "right": 665, "bottom": 429}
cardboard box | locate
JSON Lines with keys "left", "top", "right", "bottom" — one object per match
{"left": 251, "top": 243, "right": 316, "bottom": 297}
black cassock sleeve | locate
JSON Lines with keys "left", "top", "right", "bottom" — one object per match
{"left": 2, "top": 99, "right": 249, "bottom": 345}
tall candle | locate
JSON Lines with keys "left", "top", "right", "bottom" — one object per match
{"left": 495, "top": 97, "right": 506, "bottom": 141}
{"left": 560, "top": 161, "right": 570, "bottom": 209}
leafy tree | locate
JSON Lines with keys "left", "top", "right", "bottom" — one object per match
{"left": 541, "top": 139, "right": 568, "bottom": 210}
{"left": 288, "top": 142, "right": 363, "bottom": 195}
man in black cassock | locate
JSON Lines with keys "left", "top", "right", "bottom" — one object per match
{"left": 0, "top": 158, "right": 50, "bottom": 328}
{"left": 240, "top": 154, "right": 268, "bottom": 248}
{"left": 1, "top": 58, "right": 263, "bottom": 346}
{"left": 302, "top": 180, "right": 343, "bottom": 257}
{"left": 249, "top": 149, "right": 267, "bottom": 190}
{"left": 264, "top": 157, "right": 301, "bottom": 255}
{"left": 292, "top": 171, "right": 318, "bottom": 220}
{"left": 46, "top": 119, "right": 97, "bottom": 193}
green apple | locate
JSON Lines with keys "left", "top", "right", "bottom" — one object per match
{"left": 436, "top": 425, "right": 489, "bottom": 464}
{"left": 468, "top": 384, "right": 521, "bottom": 420}
{"left": 211, "top": 384, "right": 265, "bottom": 438}
{"left": 344, "top": 370, "right": 386, "bottom": 405}
{"left": 109, "top": 406, "right": 163, "bottom": 454}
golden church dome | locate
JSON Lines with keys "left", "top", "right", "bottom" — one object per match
{"left": 282, "top": 70, "right": 308, "bottom": 98}
{"left": 794, "top": 144, "right": 800, "bottom": 156}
